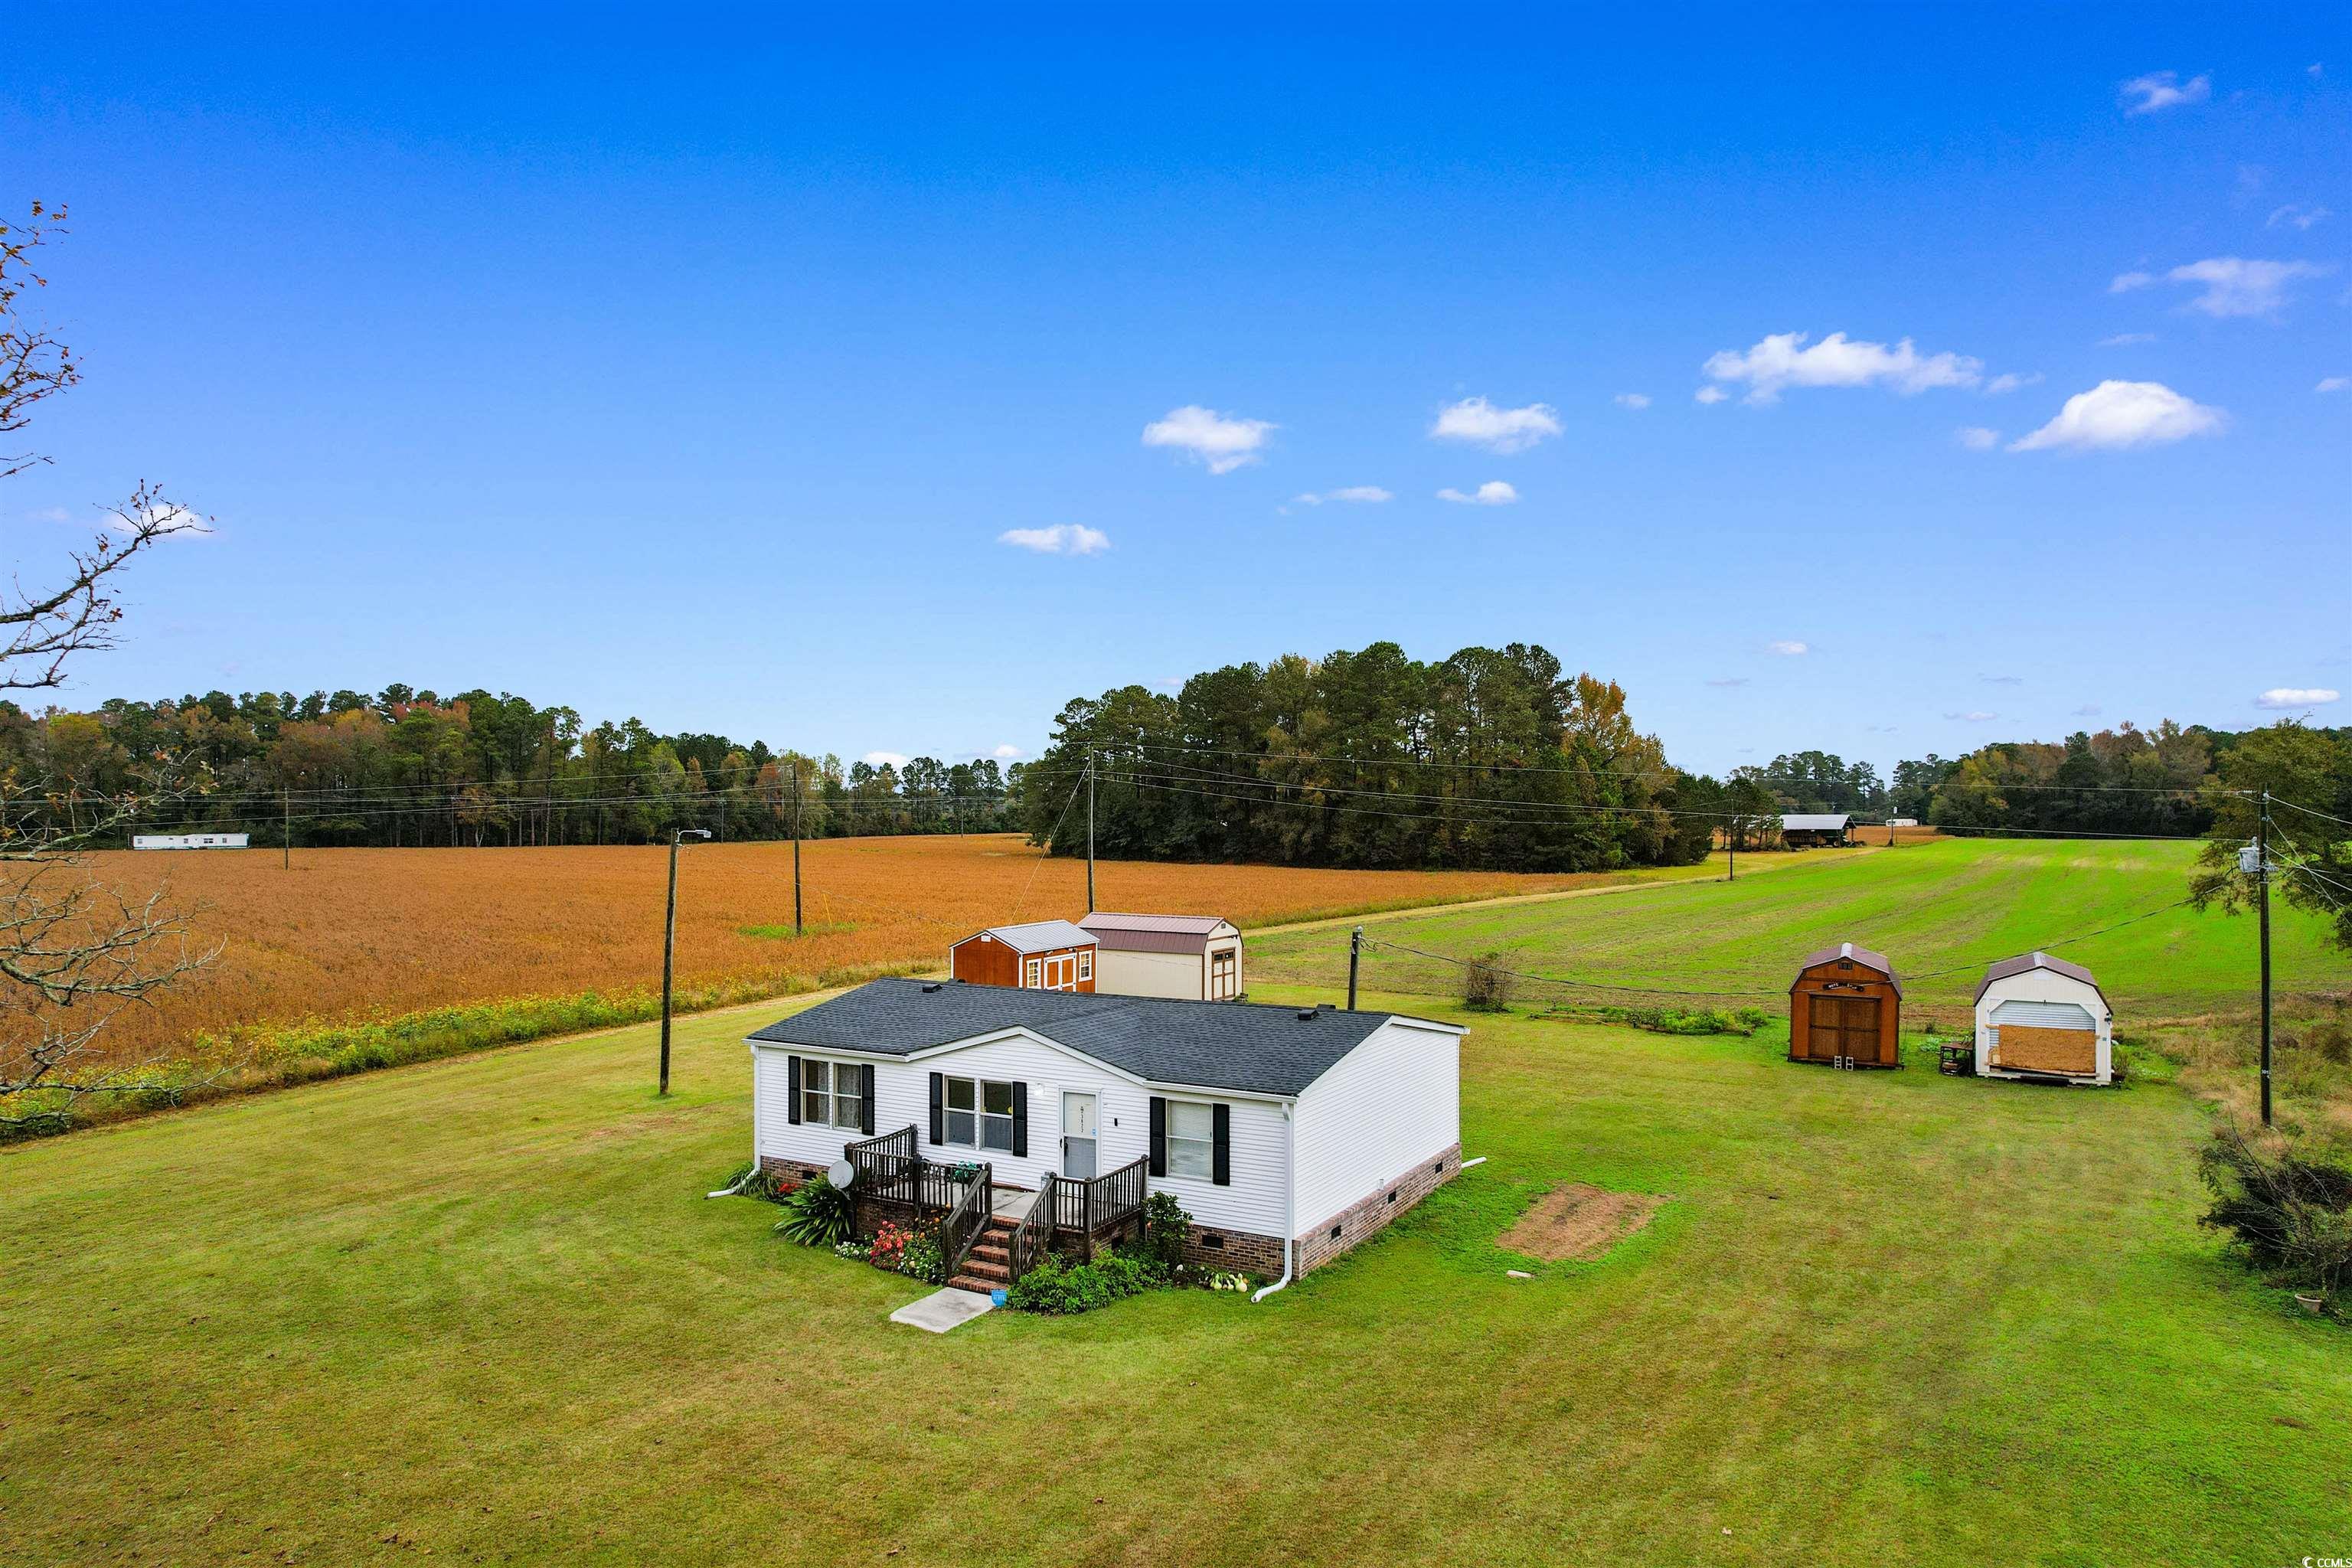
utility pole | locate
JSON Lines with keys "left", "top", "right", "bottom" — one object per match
{"left": 281, "top": 786, "right": 290, "bottom": 871}
{"left": 1085, "top": 743, "right": 1096, "bottom": 913}
{"left": 1727, "top": 815, "right": 1736, "bottom": 882}
{"left": 2258, "top": 790, "right": 2273, "bottom": 1128}
{"left": 1348, "top": 926, "right": 1362, "bottom": 1011}
{"left": 791, "top": 757, "right": 804, "bottom": 938}
{"left": 660, "top": 828, "right": 713, "bottom": 1096}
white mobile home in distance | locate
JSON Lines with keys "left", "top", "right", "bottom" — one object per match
{"left": 746, "top": 978, "right": 1463, "bottom": 1289}
{"left": 1973, "top": 951, "right": 2114, "bottom": 1086}
{"left": 1078, "top": 911, "right": 1243, "bottom": 1001}
{"left": 131, "top": 833, "right": 250, "bottom": 851}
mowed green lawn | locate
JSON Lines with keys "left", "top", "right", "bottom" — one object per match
{"left": 5, "top": 974, "right": 2347, "bottom": 1565}
{"left": 1251, "top": 837, "right": 2352, "bottom": 1020}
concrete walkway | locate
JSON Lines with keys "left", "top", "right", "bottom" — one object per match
{"left": 890, "top": 1286, "right": 995, "bottom": 1333}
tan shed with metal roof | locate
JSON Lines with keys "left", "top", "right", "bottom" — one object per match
{"left": 1788, "top": 942, "right": 1903, "bottom": 1068}
{"left": 1079, "top": 912, "right": 1245, "bottom": 1001}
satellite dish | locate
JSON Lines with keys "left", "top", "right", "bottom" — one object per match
{"left": 827, "top": 1159, "right": 856, "bottom": 1190}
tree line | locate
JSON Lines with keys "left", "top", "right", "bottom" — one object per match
{"left": 1021, "top": 642, "right": 1731, "bottom": 872}
{"left": 0, "top": 685, "right": 1023, "bottom": 849}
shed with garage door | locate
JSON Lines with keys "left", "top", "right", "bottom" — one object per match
{"left": 1788, "top": 942, "right": 1902, "bottom": 1068}
{"left": 1973, "top": 951, "right": 2113, "bottom": 1085}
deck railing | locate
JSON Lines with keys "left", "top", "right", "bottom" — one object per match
{"left": 1007, "top": 1172, "right": 1059, "bottom": 1284}
{"left": 845, "top": 1125, "right": 979, "bottom": 1210}
{"left": 939, "top": 1162, "right": 994, "bottom": 1283}
{"left": 1042, "top": 1156, "right": 1150, "bottom": 1259}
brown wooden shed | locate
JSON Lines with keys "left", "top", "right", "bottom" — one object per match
{"left": 1788, "top": 942, "right": 1902, "bottom": 1068}
{"left": 948, "top": 920, "right": 1097, "bottom": 993}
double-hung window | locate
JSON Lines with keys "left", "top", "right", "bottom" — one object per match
{"left": 1165, "top": 1100, "right": 1214, "bottom": 1179}
{"left": 942, "top": 1075, "right": 1017, "bottom": 1152}
{"left": 800, "top": 1060, "right": 864, "bottom": 1129}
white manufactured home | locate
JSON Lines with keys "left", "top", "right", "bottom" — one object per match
{"left": 130, "top": 833, "right": 250, "bottom": 851}
{"left": 1974, "top": 951, "right": 2114, "bottom": 1086}
{"left": 746, "top": 978, "right": 1463, "bottom": 1291}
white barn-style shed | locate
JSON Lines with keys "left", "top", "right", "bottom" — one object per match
{"left": 1973, "top": 952, "right": 2114, "bottom": 1086}
{"left": 1078, "top": 911, "right": 1244, "bottom": 1001}
{"left": 746, "top": 978, "right": 1464, "bottom": 1287}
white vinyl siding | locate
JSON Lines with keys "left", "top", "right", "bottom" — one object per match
{"left": 750, "top": 1031, "right": 1292, "bottom": 1237}
{"left": 1973, "top": 970, "right": 2114, "bottom": 1085}
{"left": 1291, "top": 1018, "right": 1462, "bottom": 1234}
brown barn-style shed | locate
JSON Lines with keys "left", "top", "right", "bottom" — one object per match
{"left": 1788, "top": 942, "right": 1902, "bottom": 1068}
{"left": 948, "top": 920, "right": 1097, "bottom": 993}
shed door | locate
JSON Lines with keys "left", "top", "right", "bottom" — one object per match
{"left": 1990, "top": 1001, "right": 2096, "bottom": 1075}
{"left": 1805, "top": 995, "right": 1844, "bottom": 1060}
{"left": 1810, "top": 995, "right": 1879, "bottom": 1061}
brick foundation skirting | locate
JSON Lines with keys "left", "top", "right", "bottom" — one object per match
{"left": 759, "top": 1155, "right": 827, "bottom": 1187}
{"left": 1294, "top": 1142, "right": 1462, "bottom": 1276}
{"left": 1178, "top": 1223, "right": 1285, "bottom": 1276}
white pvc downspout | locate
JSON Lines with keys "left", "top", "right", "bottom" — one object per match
{"left": 1252, "top": 1099, "right": 1296, "bottom": 1302}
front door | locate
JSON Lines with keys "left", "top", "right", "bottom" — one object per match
{"left": 1061, "top": 1090, "right": 1099, "bottom": 1179}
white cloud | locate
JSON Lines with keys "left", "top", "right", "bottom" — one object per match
{"left": 1981, "top": 675, "right": 2025, "bottom": 686}
{"left": 991, "top": 744, "right": 1022, "bottom": 760}
{"left": 1142, "top": 405, "right": 1276, "bottom": 474}
{"left": 1955, "top": 426, "right": 2001, "bottom": 450}
{"left": 2072, "top": 704, "right": 2103, "bottom": 717}
{"left": 2256, "top": 688, "right": 2341, "bottom": 709}
{"left": 1983, "top": 372, "right": 2042, "bottom": 395}
{"left": 2098, "top": 332, "right": 2157, "bottom": 347}
{"left": 862, "top": 751, "right": 910, "bottom": 769}
{"left": 2268, "top": 204, "right": 2332, "bottom": 231}
{"left": 2162, "top": 256, "right": 2333, "bottom": 318}
{"left": 997, "top": 524, "right": 1110, "bottom": 555}
{"left": 1945, "top": 710, "right": 1999, "bottom": 722}
{"left": 1429, "top": 397, "right": 1563, "bottom": 453}
{"left": 2008, "top": 381, "right": 2226, "bottom": 452}
{"left": 2109, "top": 271, "right": 2156, "bottom": 293}
{"left": 26, "top": 505, "right": 72, "bottom": 524}
{"left": 1612, "top": 392, "right": 1651, "bottom": 410}
{"left": 2119, "top": 71, "right": 2210, "bottom": 115}
{"left": 2318, "top": 377, "right": 2350, "bottom": 394}
{"left": 1700, "top": 332, "right": 1984, "bottom": 403}
{"left": 1694, "top": 386, "right": 1728, "bottom": 405}
{"left": 1705, "top": 677, "right": 1749, "bottom": 688}
{"left": 1291, "top": 485, "right": 1393, "bottom": 506}
{"left": 1436, "top": 481, "right": 1518, "bottom": 506}
{"left": 1766, "top": 640, "right": 1809, "bottom": 656}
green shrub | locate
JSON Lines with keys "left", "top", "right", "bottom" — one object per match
{"left": 1598, "top": 1004, "right": 1759, "bottom": 1037}
{"left": 1138, "top": 1191, "right": 1192, "bottom": 1276}
{"left": 899, "top": 1228, "right": 944, "bottom": 1285}
{"left": 1006, "top": 1250, "right": 1159, "bottom": 1314}
{"left": 2199, "top": 1122, "right": 2352, "bottom": 1308}
{"left": 773, "top": 1178, "right": 856, "bottom": 1247}
{"left": 1462, "top": 952, "right": 1514, "bottom": 1012}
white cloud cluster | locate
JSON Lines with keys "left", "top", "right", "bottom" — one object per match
{"left": 1700, "top": 332, "right": 1984, "bottom": 403}
{"left": 1983, "top": 372, "right": 2041, "bottom": 395}
{"left": 2318, "top": 377, "right": 2350, "bottom": 394}
{"left": 1955, "top": 426, "right": 2001, "bottom": 450}
{"left": 1945, "top": 710, "right": 1998, "bottom": 723}
{"left": 2257, "top": 688, "right": 2340, "bottom": 709}
{"left": 2008, "top": 380, "right": 2225, "bottom": 452}
{"left": 863, "top": 751, "right": 910, "bottom": 769}
{"left": 2115, "top": 257, "right": 2333, "bottom": 318}
{"left": 2119, "top": 71, "right": 2210, "bottom": 115}
{"left": 2268, "top": 204, "right": 2332, "bottom": 231}
{"left": 998, "top": 524, "right": 1110, "bottom": 555}
{"left": 1436, "top": 481, "right": 1518, "bottom": 506}
{"left": 1766, "top": 639, "right": 1808, "bottom": 656}
{"left": 1290, "top": 485, "right": 1393, "bottom": 506}
{"left": 992, "top": 744, "right": 1022, "bottom": 760}
{"left": 2098, "top": 332, "right": 2157, "bottom": 347}
{"left": 1612, "top": 392, "right": 1651, "bottom": 410}
{"left": 1142, "top": 405, "right": 1276, "bottom": 473}
{"left": 1429, "top": 397, "right": 1563, "bottom": 453}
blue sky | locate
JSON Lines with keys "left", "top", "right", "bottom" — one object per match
{"left": 5, "top": 4, "right": 2346, "bottom": 777}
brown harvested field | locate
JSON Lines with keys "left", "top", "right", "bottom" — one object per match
{"left": 64, "top": 835, "right": 1725, "bottom": 1064}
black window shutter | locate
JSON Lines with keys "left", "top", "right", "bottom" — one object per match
{"left": 1212, "top": 1102, "right": 1231, "bottom": 1185}
{"left": 929, "top": 1072, "right": 945, "bottom": 1145}
{"left": 786, "top": 1056, "right": 802, "bottom": 1125}
{"left": 1011, "top": 1082, "right": 1028, "bottom": 1158}
{"left": 1148, "top": 1096, "right": 1167, "bottom": 1176}
{"left": 861, "top": 1063, "right": 877, "bottom": 1135}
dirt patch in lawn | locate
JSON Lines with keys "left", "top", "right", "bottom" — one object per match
{"left": 1499, "top": 1184, "right": 1664, "bottom": 1262}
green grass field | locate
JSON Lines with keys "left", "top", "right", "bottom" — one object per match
{"left": 1252, "top": 838, "right": 2352, "bottom": 1020}
{"left": 6, "top": 839, "right": 2350, "bottom": 1565}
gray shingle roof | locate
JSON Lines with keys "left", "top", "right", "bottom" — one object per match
{"left": 950, "top": 920, "right": 1095, "bottom": 955}
{"left": 747, "top": 977, "right": 1451, "bottom": 1096}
